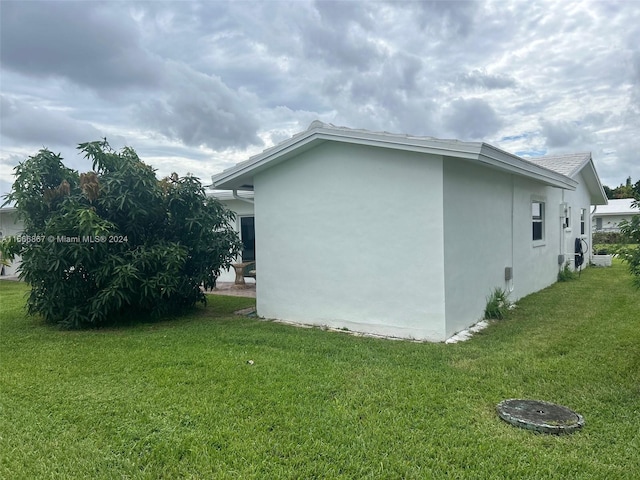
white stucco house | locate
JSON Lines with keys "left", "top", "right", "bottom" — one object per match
{"left": 208, "top": 190, "right": 256, "bottom": 284}
{"left": 592, "top": 198, "right": 638, "bottom": 232}
{"left": 0, "top": 207, "right": 22, "bottom": 276}
{"left": 211, "top": 121, "right": 608, "bottom": 342}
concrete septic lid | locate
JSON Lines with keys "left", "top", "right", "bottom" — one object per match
{"left": 497, "top": 399, "right": 585, "bottom": 434}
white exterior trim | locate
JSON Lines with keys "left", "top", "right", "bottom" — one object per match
{"left": 212, "top": 122, "right": 578, "bottom": 192}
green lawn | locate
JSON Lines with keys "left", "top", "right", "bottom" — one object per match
{"left": 1, "top": 263, "right": 639, "bottom": 479}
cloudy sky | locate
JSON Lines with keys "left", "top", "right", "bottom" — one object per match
{"left": 1, "top": 0, "right": 639, "bottom": 200}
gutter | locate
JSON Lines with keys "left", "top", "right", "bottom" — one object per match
{"left": 233, "top": 189, "right": 254, "bottom": 205}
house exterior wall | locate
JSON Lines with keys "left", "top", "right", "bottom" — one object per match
{"left": 442, "top": 162, "right": 593, "bottom": 338}
{"left": 442, "top": 161, "right": 514, "bottom": 338}
{"left": 561, "top": 171, "right": 594, "bottom": 266}
{"left": 509, "top": 177, "right": 563, "bottom": 301}
{"left": 210, "top": 198, "right": 255, "bottom": 283}
{"left": 0, "top": 210, "right": 23, "bottom": 276}
{"left": 254, "top": 141, "right": 448, "bottom": 341}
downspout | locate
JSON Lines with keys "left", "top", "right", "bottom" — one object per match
{"left": 233, "top": 189, "right": 254, "bottom": 205}
{"left": 509, "top": 175, "right": 515, "bottom": 293}
{"left": 560, "top": 190, "right": 565, "bottom": 270}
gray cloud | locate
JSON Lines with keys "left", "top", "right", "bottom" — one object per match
{"left": 1, "top": 95, "right": 103, "bottom": 146}
{"left": 299, "top": 4, "right": 387, "bottom": 72}
{"left": 408, "top": 0, "right": 479, "bottom": 38}
{"left": 539, "top": 119, "right": 588, "bottom": 149}
{"left": 1, "top": 0, "right": 639, "bottom": 195}
{"left": 458, "top": 69, "right": 517, "bottom": 90}
{"left": 137, "top": 63, "right": 262, "bottom": 150}
{"left": 0, "top": 1, "right": 161, "bottom": 90}
{"left": 444, "top": 98, "right": 503, "bottom": 140}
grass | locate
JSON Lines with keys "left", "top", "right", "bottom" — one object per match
{"left": 1, "top": 262, "right": 639, "bottom": 479}
{"left": 557, "top": 262, "right": 577, "bottom": 282}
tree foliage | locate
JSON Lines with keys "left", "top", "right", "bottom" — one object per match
{"left": 1, "top": 140, "right": 241, "bottom": 327}
{"left": 603, "top": 176, "right": 640, "bottom": 200}
{"left": 619, "top": 199, "right": 640, "bottom": 289}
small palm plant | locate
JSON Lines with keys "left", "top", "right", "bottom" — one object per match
{"left": 484, "top": 287, "right": 511, "bottom": 320}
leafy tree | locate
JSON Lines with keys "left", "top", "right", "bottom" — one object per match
{"left": 603, "top": 176, "right": 640, "bottom": 200}
{"left": 619, "top": 199, "right": 640, "bottom": 288}
{"left": 1, "top": 140, "right": 241, "bottom": 328}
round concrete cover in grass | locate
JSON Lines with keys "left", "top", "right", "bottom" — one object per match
{"left": 497, "top": 399, "right": 585, "bottom": 434}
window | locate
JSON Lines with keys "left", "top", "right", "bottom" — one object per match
{"left": 240, "top": 216, "right": 255, "bottom": 262}
{"left": 564, "top": 206, "right": 571, "bottom": 229}
{"left": 532, "top": 201, "right": 544, "bottom": 241}
{"left": 580, "top": 209, "right": 586, "bottom": 235}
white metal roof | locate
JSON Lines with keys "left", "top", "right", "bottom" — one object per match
{"left": 211, "top": 121, "right": 608, "bottom": 200}
{"left": 526, "top": 152, "right": 607, "bottom": 205}
{"left": 592, "top": 198, "right": 638, "bottom": 216}
{"left": 526, "top": 152, "right": 591, "bottom": 177}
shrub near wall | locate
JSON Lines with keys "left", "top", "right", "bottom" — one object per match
{"left": 619, "top": 213, "right": 640, "bottom": 288}
{"left": 592, "top": 231, "right": 627, "bottom": 245}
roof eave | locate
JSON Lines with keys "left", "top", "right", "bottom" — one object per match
{"left": 478, "top": 144, "right": 578, "bottom": 190}
{"left": 211, "top": 124, "right": 583, "bottom": 192}
{"left": 211, "top": 125, "right": 485, "bottom": 190}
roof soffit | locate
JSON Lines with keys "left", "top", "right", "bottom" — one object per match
{"left": 575, "top": 158, "right": 608, "bottom": 205}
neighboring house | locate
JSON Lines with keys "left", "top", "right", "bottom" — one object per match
{"left": 211, "top": 121, "right": 608, "bottom": 342}
{"left": 0, "top": 207, "right": 23, "bottom": 276}
{"left": 592, "top": 198, "right": 638, "bottom": 232}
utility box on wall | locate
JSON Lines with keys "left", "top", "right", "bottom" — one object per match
{"left": 504, "top": 267, "right": 513, "bottom": 281}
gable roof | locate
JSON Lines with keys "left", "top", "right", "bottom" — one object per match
{"left": 593, "top": 198, "right": 638, "bottom": 216}
{"left": 525, "top": 152, "right": 590, "bottom": 177}
{"left": 526, "top": 152, "right": 607, "bottom": 205}
{"left": 211, "top": 122, "right": 606, "bottom": 200}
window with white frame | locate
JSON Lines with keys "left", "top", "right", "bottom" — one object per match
{"left": 532, "top": 201, "right": 544, "bottom": 241}
{"left": 580, "top": 208, "right": 586, "bottom": 235}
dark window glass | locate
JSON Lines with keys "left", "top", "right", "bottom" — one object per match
{"left": 532, "top": 222, "right": 543, "bottom": 241}
{"left": 532, "top": 202, "right": 544, "bottom": 241}
{"left": 240, "top": 216, "right": 255, "bottom": 262}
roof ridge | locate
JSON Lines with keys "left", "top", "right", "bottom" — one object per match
{"left": 306, "top": 120, "right": 465, "bottom": 144}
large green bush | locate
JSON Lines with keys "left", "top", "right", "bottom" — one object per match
{"left": 619, "top": 207, "right": 640, "bottom": 288}
{"left": 1, "top": 140, "right": 241, "bottom": 327}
